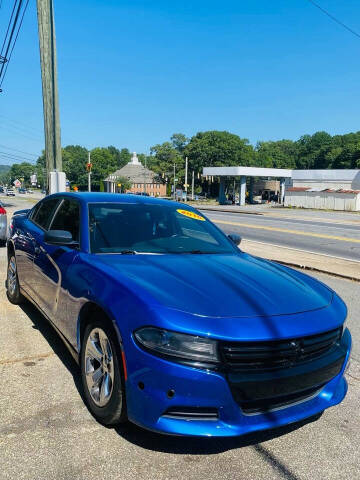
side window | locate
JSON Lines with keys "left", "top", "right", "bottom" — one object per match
{"left": 32, "top": 198, "right": 61, "bottom": 230}
{"left": 50, "top": 199, "right": 80, "bottom": 242}
{"left": 29, "top": 202, "right": 42, "bottom": 221}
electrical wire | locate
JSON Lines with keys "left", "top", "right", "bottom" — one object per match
{"left": 0, "top": 121, "right": 43, "bottom": 141}
{"left": 0, "top": 144, "right": 38, "bottom": 158}
{"left": 0, "top": 113, "right": 42, "bottom": 135}
{"left": 307, "top": 0, "right": 360, "bottom": 40}
{"left": 0, "top": 0, "right": 18, "bottom": 58}
{"left": 0, "top": 149, "right": 36, "bottom": 160}
{"left": 0, "top": 152, "right": 36, "bottom": 163}
{"left": 0, "top": 0, "right": 29, "bottom": 87}
{"left": 0, "top": 150, "right": 37, "bottom": 162}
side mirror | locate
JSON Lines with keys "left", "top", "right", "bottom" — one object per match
{"left": 44, "top": 230, "right": 78, "bottom": 246}
{"left": 228, "top": 233, "right": 241, "bottom": 246}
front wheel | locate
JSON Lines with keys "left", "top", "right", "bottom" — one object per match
{"left": 80, "top": 320, "right": 127, "bottom": 426}
{"left": 6, "top": 255, "right": 25, "bottom": 305}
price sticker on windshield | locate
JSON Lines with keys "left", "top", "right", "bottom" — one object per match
{"left": 177, "top": 209, "right": 206, "bottom": 221}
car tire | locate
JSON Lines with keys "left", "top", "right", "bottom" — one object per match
{"left": 80, "top": 319, "right": 127, "bottom": 426}
{"left": 6, "top": 255, "right": 25, "bottom": 305}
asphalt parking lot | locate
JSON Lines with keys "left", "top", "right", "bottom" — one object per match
{"left": 0, "top": 198, "right": 359, "bottom": 480}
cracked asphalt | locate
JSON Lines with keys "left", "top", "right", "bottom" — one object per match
{"left": 0, "top": 196, "right": 359, "bottom": 480}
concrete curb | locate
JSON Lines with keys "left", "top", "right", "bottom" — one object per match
{"left": 241, "top": 239, "right": 360, "bottom": 282}
{"left": 268, "top": 260, "right": 360, "bottom": 283}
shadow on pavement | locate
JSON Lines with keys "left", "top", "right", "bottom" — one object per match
{"left": 19, "top": 300, "right": 84, "bottom": 397}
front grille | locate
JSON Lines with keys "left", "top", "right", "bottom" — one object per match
{"left": 240, "top": 384, "right": 324, "bottom": 415}
{"left": 220, "top": 327, "right": 342, "bottom": 372}
{"left": 228, "top": 357, "right": 345, "bottom": 414}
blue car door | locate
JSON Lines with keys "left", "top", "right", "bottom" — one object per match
{"left": 32, "top": 198, "right": 81, "bottom": 328}
{"left": 16, "top": 198, "right": 61, "bottom": 301}
{"left": 13, "top": 203, "right": 42, "bottom": 295}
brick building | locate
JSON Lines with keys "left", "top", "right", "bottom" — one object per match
{"left": 104, "top": 152, "right": 167, "bottom": 196}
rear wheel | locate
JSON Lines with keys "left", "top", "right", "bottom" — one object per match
{"left": 80, "top": 319, "right": 127, "bottom": 425}
{"left": 6, "top": 255, "right": 24, "bottom": 305}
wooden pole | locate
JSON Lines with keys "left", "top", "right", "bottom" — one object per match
{"left": 36, "top": 0, "right": 62, "bottom": 185}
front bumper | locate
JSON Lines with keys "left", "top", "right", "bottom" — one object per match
{"left": 124, "top": 328, "right": 351, "bottom": 437}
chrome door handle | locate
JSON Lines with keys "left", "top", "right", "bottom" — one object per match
{"left": 34, "top": 246, "right": 41, "bottom": 255}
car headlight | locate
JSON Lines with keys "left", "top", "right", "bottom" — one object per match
{"left": 134, "top": 327, "right": 219, "bottom": 365}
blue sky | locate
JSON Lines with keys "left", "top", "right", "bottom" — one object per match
{"left": 1, "top": 0, "right": 360, "bottom": 163}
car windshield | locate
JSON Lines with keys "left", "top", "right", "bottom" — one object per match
{"left": 89, "top": 202, "right": 236, "bottom": 254}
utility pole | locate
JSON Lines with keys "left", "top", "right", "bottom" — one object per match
{"left": 87, "top": 151, "right": 92, "bottom": 192}
{"left": 191, "top": 170, "right": 195, "bottom": 200}
{"left": 184, "top": 156, "right": 188, "bottom": 202}
{"left": 36, "top": 0, "right": 65, "bottom": 193}
{"left": 173, "top": 163, "right": 176, "bottom": 200}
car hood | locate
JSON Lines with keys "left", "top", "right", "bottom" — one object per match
{"left": 95, "top": 252, "right": 333, "bottom": 318}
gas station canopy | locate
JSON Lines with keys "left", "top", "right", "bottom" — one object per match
{"left": 202, "top": 166, "right": 292, "bottom": 178}
{"left": 202, "top": 166, "right": 292, "bottom": 205}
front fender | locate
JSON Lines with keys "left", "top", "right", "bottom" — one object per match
{"left": 64, "top": 257, "right": 152, "bottom": 354}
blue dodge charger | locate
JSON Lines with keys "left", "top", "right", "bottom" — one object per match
{"left": 7, "top": 193, "right": 351, "bottom": 436}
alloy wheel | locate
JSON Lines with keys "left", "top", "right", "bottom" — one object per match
{"left": 7, "top": 256, "right": 17, "bottom": 296}
{"left": 84, "top": 328, "right": 115, "bottom": 407}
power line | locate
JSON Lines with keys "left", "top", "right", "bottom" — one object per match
{"left": 0, "top": 0, "right": 29, "bottom": 88}
{"left": 0, "top": 1, "right": 18, "bottom": 59}
{"left": 0, "top": 113, "right": 42, "bottom": 135}
{"left": 0, "top": 122, "right": 43, "bottom": 141}
{"left": 0, "top": 143, "right": 38, "bottom": 157}
{"left": 0, "top": 1, "right": 23, "bottom": 79}
{"left": 307, "top": 0, "right": 360, "bottom": 40}
{"left": 0, "top": 151, "right": 36, "bottom": 162}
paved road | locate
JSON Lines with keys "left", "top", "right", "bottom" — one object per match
{"left": 202, "top": 210, "right": 360, "bottom": 262}
{"left": 0, "top": 197, "right": 359, "bottom": 480}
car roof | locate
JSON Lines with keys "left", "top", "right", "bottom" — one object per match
{"left": 44, "top": 192, "right": 188, "bottom": 209}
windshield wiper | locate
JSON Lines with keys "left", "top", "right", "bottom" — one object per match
{"left": 120, "top": 250, "right": 137, "bottom": 255}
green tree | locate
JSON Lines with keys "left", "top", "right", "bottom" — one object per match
{"left": 107, "top": 146, "right": 131, "bottom": 168}
{"left": 116, "top": 176, "right": 132, "bottom": 192}
{"left": 149, "top": 142, "right": 184, "bottom": 184}
{"left": 295, "top": 131, "right": 332, "bottom": 169}
{"left": 184, "top": 130, "right": 255, "bottom": 172}
{"left": 89, "top": 147, "right": 118, "bottom": 190}
{"left": 255, "top": 140, "right": 297, "bottom": 169}
{"left": 171, "top": 133, "right": 189, "bottom": 153}
{"left": 62, "top": 145, "right": 88, "bottom": 188}
{"left": 9, "top": 162, "right": 36, "bottom": 186}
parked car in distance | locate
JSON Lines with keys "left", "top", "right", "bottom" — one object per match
{"left": 6, "top": 188, "right": 15, "bottom": 196}
{"left": 0, "top": 186, "right": 4, "bottom": 193}
{"left": 6, "top": 193, "right": 351, "bottom": 437}
{"left": 27, "top": 189, "right": 34, "bottom": 194}
{"left": 18, "top": 188, "right": 27, "bottom": 194}
{"left": 0, "top": 201, "right": 7, "bottom": 245}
